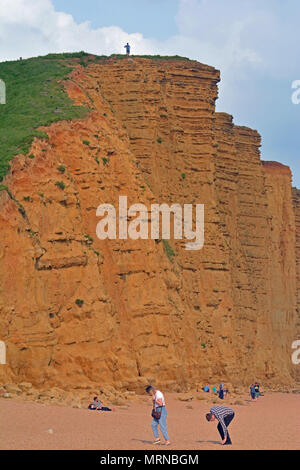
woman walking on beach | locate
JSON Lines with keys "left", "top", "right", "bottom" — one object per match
{"left": 146, "top": 385, "right": 170, "bottom": 446}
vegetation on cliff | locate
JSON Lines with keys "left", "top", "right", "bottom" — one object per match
{"left": 0, "top": 52, "right": 191, "bottom": 182}
{"left": 0, "top": 54, "right": 90, "bottom": 181}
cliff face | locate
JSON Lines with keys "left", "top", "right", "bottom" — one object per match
{"left": 292, "top": 187, "right": 300, "bottom": 381}
{"left": 0, "top": 58, "right": 299, "bottom": 396}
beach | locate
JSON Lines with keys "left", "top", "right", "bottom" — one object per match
{"left": 1, "top": 392, "right": 299, "bottom": 450}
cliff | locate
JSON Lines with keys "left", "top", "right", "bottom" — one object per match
{"left": 0, "top": 56, "right": 299, "bottom": 402}
{"left": 292, "top": 186, "right": 300, "bottom": 381}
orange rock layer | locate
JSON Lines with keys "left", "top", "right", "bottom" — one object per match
{"left": 0, "top": 58, "right": 299, "bottom": 393}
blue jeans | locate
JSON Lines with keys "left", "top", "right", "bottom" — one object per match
{"left": 152, "top": 406, "right": 169, "bottom": 441}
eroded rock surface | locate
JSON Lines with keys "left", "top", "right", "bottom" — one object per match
{"left": 0, "top": 58, "right": 299, "bottom": 399}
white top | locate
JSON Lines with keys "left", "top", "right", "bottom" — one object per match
{"left": 154, "top": 390, "right": 165, "bottom": 408}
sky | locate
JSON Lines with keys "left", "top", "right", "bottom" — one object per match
{"left": 0, "top": 0, "right": 299, "bottom": 186}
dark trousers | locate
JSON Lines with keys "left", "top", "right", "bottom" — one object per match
{"left": 88, "top": 405, "right": 112, "bottom": 411}
{"left": 217, "top": 413, "right": 234, "bottom": 444}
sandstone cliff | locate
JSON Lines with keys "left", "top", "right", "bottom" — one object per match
{"left": 0, "top": 57, "right": 299, "bottom": 401}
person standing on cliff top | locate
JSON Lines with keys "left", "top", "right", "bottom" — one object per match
{"left": 124, "top": 43, "right": 131, "bottom": 56}
{"left": 146, "top": 385, "right": 170, "bottom": 446}
{"left": 206, "top": 405, "right": 235, "bottom": 445}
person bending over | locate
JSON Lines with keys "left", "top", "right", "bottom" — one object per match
{"left": 206, "top": 405, "right": 235, "bottom": 445}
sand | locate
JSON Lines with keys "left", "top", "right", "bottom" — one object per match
{"left": 0, "top": 392, "right": 299, "bottom": 450}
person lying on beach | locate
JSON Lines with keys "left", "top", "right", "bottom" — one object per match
{"left": 88, "top": 396, "right": 113, "bottom": 411}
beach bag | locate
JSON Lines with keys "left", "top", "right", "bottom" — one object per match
{"left": 151, "top": 406, "right": 162, "bottom": 420}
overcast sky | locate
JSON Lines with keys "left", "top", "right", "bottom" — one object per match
{"left": 0, "top": 0, "right": 299, "bottom": 186}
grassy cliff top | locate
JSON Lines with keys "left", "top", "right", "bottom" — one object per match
{"left": 0, "top": 52, "right": 191, "bottom": 182}
{"left": 0, "top": 53, "right": 91, "bottom": 182}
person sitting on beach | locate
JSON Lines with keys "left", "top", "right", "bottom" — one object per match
{"left": 202, "top": 384, "right": 210, "bottom": 392}
{"left": 206, "top": 405, "right": 235, "bottom": 445}
{"left": 88, "top": 396, "right": 113, "bottom": 411}
{"left": 212, "top": 386, "right": 217, "bottom": 394}
{"left": 254, "top": 382, "right": 260, "bottom": 399}
{"left": 258, "top": 384, "right": 264, "bottom": 396}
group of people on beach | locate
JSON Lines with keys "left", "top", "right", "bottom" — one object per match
{"left": 250, "top": 382, "right": 262, "bottom": 400}
{"left": 145, "top": 385, "right": 235, "bottom": 446}
{"left": 88, "top": 383, "right": 239, "bottom": 447}
{"left": 144, "top": 381, "right": 262, "bottom": 446}
{"left": 202, "top": 382, "right": 229, "bottom": 399}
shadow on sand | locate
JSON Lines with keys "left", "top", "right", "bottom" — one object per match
{"left": 131, "top": 438, "right": 157, "bottom": 445}
{"left": 196, "top": 440, "right": 222, "bottom": 446}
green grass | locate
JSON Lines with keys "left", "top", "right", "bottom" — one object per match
{"left": 55, "top": 181, "right": 65, "bottom": 190}
{"left": 0, "top": 52, "right": 191, "bottom": 182}
{"left": 84, "top": 234, "right": 94, "bottom": 243}
{"left": 110, "top": 54, "right": 191, "bottom": 61}
{"left": 162, "top": 239, "right": 176, "bottom": 262}
{"left": 0, "top": 55, "right": 90, "bottom": 181}
{"left": 42, "top": 52, "right": 191, "bottom": 62}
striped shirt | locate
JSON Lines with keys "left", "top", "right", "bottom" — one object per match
{"left": 210, "top": 406, "right": 234, "bottom": 438}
